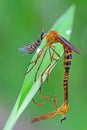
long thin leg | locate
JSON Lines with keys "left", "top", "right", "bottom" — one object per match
{"left": 38, "top": 46, "right": 59, "bottom": 100}
{"left": 31, "top": 48, "right": 72, "bottom": 123}
{"left": 40, "top": 63, "right": 51, "bottom": 89}
{"left": 31, "top": 102, "right": 68, "bottom": 123}
{"left": 50, "top": 46, "right": 58, "bottom": 61}
{"left": 49, "top": 48, "right": 52, "bottom": 62}
{"left": 40, "top": 46, "right": 60, "bottom": 85}
{"left": 34, "top": 47, "right": 48, "bottom": 82}
{"left": 39, "top": 57, "right": 58, "bottom": 94}
{"left": 48, "top": 46, "right": 59, "bottom": 62}
{"left": 37, "top": 64, "right": 51, "bottom": 98}
{"left": 50, "top": 46, "right": 60, "bottom": 59}
{"left": 37, "top": 47, "right": 55, "bottom": 94}
{"left": 45, "top": 58, "right": 58, "bottom": 83}
{"left": 34, "top": 45, "right": 60, "bottom": 90}
{"left": 33, "top": 60, "right": 58, "bottom": 108}
{"left": 44, "top": 46, "right": 60, "bottom": 82}
{"left": 32, "top": 64, "right": 52, "bottom": 107}
{"left": 32, "top": 95, "right": 58, "bottom": 108}
{"left": 33, "top": 47, "right": 58, "bottom": 107}
{"left": 25, "top": 45, "right": 46, "bottom": 75}
{"left": 31, "top": 109, "right": 58, "bottom": 123}
{"left": 33, "top": 46, "right": 59, "bottom": 111}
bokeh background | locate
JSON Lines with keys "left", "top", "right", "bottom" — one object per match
{"left": 0, "top": 0, "right": 87, "bottom": 130}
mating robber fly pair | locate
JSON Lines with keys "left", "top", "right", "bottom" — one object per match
{"left": 19, "top": 29, "right": 80, "bottom": 123}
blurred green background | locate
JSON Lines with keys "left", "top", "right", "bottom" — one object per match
{"left": 0, "top": 0, "right": 87, "bottom": 130}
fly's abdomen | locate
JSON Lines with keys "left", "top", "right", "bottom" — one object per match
{"left": 63, "top": 48, "right": 72, "bottom": 102}
{"left": 64, "top": 48, "right": 72, "bottom": 72}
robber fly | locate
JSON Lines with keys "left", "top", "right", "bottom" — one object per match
{"left": 28, "top": 30, "right": 80, "bottom": 123}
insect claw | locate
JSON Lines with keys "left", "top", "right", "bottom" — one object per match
{"left": 61, "top": 115, "right": 67, "bottom": 123}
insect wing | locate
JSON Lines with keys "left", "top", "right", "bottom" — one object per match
{"left": 19, "top": 45, "right": 28, "bottom": 52}
{"left": 59, "top": 36, "right": 80, "bottom": 54}
{"left": 19, "top": 45, "right": 36, "bottom": 54}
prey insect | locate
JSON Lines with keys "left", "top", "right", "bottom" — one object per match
{"left": 19, "top": 29, "right": 46, "bottom": 54}
{"left": 28, "top": 30, "right": 80, "bottom": 123}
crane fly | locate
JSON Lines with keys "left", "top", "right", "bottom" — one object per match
{"left": 19, "top": 30, "right": 80, "bottom": 123}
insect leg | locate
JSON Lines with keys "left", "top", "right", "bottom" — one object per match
{"left": 39, "top": 63, "right": 51, "bottom": 97}
{"left": 39, "top": 46, "right": 59, "bottom": 97}
{"left": 34, "top": 47, "right": 48, "bottom": 82}
{"left": 32, "top": 94, "right": 58, "bottom": 108}
{"left": 42, "top": 46, "right": 60, "bottom": 83}
{"left": 33, "top": 60, "right": 58, "bottom": 108}
{"left": 33, "top": 46, "right": 59, "bottom": 110}
{"left": 50, "top": 46, "right": 60, "bottom": 59}
{"left": 25, "top": 45, "right": 46, "bottom": 75}
{"left": 40, "top": 45, "right": 60, "bottom": 84}
{"left": 31, "top": 109, "right": 58, "bottom": 123}
{"left": 31, "top": 48, "right": 72, "bottom": 123}
{"left": 48, "top": 48, "right": 52, "bottom": 62}
{"left": 38, "top": 46, "right": 60, "bottom": 104}
{"left": 45, "top": 46, "right": 60, "bottom": 82}
{"left": 31, "top": 101, "right": 68, "bottom": 123}
{"left": 49, "top": 46, "right": 56, "bottom": 61}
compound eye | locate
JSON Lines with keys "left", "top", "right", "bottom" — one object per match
{"left": 41, "top": 32, "right": 46, "bottom": 40}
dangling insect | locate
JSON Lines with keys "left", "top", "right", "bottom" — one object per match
{"left": 28, "top": 30, "right": 80, "bottom": 123}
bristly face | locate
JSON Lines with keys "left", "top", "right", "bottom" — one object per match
{"left": 46, "top": 30, "right": 60, "bottom": 46}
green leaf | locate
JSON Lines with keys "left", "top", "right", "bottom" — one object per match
{"left": 3, "top": 5, "right": 76, "bottom": 130}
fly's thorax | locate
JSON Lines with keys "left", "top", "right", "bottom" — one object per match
{"left": 46, "top": 30, "right": 60, "bottom": 46}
